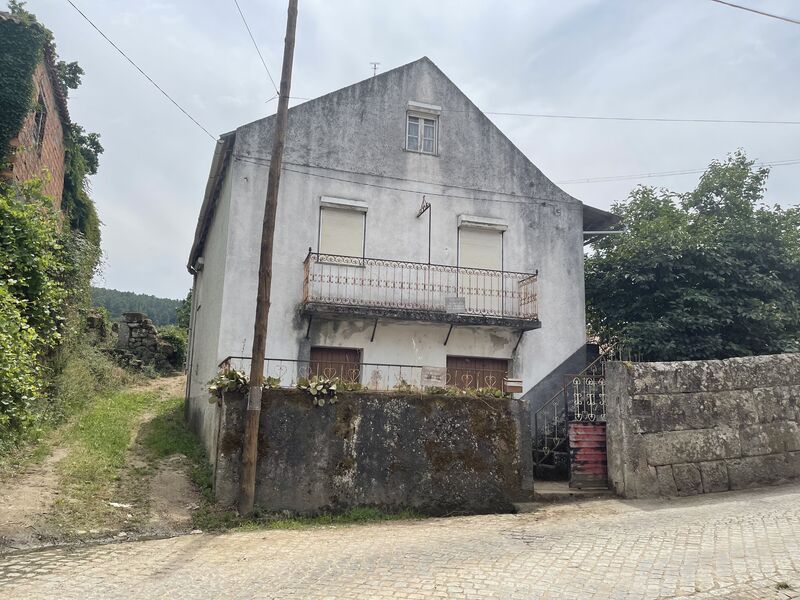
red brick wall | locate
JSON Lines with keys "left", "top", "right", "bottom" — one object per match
{"left": 8, "top": 61, "right": 66, "bottom": 209}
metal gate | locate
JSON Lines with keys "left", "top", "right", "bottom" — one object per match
{"left": 566, "top": 371, "right": 607, "bottom": 488}
{"left": 533, "top": 353, "right": 608, "bottom": 488}
{"left": 569, "top": 422, "right": 607, "bottom": 489}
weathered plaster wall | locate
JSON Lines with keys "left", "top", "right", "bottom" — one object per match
{"left": 207, "top": 58, "right": 586, "bottom": 401}
{"left": 185, "top": 167, "right": 233, "bottom": 463}
{"left": 606, "top": 354, "right": 800, "bottom": 498}
{"left": 213, "top": 390, "right": 530, "bottom": 515}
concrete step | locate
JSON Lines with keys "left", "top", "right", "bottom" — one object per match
{"left": 530, "top": 480, "right": 615, "bottom": 503}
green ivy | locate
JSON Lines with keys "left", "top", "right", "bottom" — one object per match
{"left": 0, "top": 284, "right": 41, "bottom": 437}
{"left": 62, "top": 123, "right": 102, "bottom": 246}
{"left": 0, "top": 12, "right": 47, "bottom": 166}
{"left": 1, "top": 2, "right": 103, "bottom": 246}
{"left": 0, "top": 179, "right": 67, "bottom": 349}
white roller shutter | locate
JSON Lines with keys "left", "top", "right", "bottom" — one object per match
{"left": 319, "top": 208, "right": 365, "bottom": 257}
{"left": 459, "top": 227, "right": 502, "bottom": 270}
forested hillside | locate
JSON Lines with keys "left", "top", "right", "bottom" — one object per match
{"left": 91, "top": 287, "right": 180, "bottom": 325}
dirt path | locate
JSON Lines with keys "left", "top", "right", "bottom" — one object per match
{"left": 0, "top": 375, "right": 202, "bottom": 553}
{"left": 0, "top": 448, "right": 68, "bottom": 551}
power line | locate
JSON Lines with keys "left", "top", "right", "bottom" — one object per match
{"left": 232, "top": 0, "right": 280, "bottom": 94}
{"left": 65, "top": 0, "right": 217, "bottom": 142}
{"left": 706, "top": 0, "right": 800, "bottom": 26}
{"left": 464, "top": 110, "right": 800, "bottom": 126}
{"left": 233, "top": 151, "right": 800, "bottom": 196}
{"left": 232, "top": 154, "right": 567, "bottom": 208}
{"left": 235, "top": 151, "right": 596, "bottom": 206}
{"left": 266, "top": 95, "right": 310, "bottom": 103}
{"left": 556, "top": 159, "right": 800, "bottom": 184}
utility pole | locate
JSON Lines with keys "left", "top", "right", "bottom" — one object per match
{"left": 370, "top": 61, "right": 380, "bottom": 77}
{"left": 239, "top": 0, "right": 299, "bottom": 516}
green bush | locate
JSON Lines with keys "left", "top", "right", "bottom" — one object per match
{"left": 158, "top": 324, "right": 187, "bottom": 369}
{"left": 0, "top": 181, "right": 106, "bottom": 450}
{"left": 0, "top": 286, "right": 41, "bottom": 446}
{"left": 0, "top": 180, "right": 67, "bottom": 349}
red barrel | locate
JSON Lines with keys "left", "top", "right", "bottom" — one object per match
{"left": 568, "top": 421, "right": 608, "bottom": 489}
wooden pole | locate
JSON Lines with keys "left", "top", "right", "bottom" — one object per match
{"left": 239, "top": 0, "right": 299, "bottom": 516}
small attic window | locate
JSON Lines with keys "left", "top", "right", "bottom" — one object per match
{"left": 33, "top": 88, "right": 47, "bottom": 155}
{"left": 406, "top": 101, "right": 441, "bottom": 155}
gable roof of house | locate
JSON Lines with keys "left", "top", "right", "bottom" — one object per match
{"left": 188, "top": 57, "right": 619, "bottom": 271}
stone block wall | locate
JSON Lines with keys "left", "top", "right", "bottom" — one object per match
{"left": 115, "top": 312, "right": 175, "bottom": 371}
{"left": 213, "top": 389, "right": 530, "bottom": 515}
{"left": 606, "top": 354, "right": 800, "bottom": 498}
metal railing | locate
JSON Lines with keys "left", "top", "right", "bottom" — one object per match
{"left": 532, "top": 351, "right": 608, "bottom": 467}
{"left": 303, "top": 251, "right": 538, "bottom": 320}
{"left": 219, "top": 356, "right": 509, "bottom": 393}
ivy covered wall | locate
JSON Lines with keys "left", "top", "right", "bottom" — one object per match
{"left": 0, "top": 11, "right": 47, "bottom": 166}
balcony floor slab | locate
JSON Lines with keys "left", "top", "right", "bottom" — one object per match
{"left": 302, "top": 302, "right": 542, "bottom": 331}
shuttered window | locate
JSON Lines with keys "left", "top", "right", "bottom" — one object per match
{"left": 458, "top": 227, "right": 502, "bottom": 270}
{"left": 446, "top": 356, "right": 509, "bottom": 390}
{"left": 319, "top": 207, "right": 365, "bottom": 257}
{"left": 309, "top": 347, "right": 362, "bottom": 383}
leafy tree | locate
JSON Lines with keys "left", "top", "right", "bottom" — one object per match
{"left": 176, "top": 290, "right": 192, "bottom": 329}
{"left": 56, "top": 60, "right": 83, "bottom": 91}
{"left": 62, "top": 123, "right": 103, "bottom": 245}
{"left": 586, "top": 150, "right": 800, "bottom": 361}
{"left": 91, "top": 287, "right": 181, "bottom": 326}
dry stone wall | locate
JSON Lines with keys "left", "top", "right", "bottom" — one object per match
{"left": 606, "top": 354, "right": 800, "bottom": 498}
{"left": 115, "top": 312, "right": 175, "bottom": 371}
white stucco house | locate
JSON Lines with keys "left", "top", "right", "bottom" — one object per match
{"left": 184, "top": 57, "right": 617, "bottom": 452}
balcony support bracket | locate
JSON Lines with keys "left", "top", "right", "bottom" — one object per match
{"left": 305, "top": 315, "right": 313, "bottom": 339}
{"left": 370, "top": 319, "right": 378, "bottom": 342}
{"left": 513, "top": 330, "right": 524, "bottom": 353}
{"left": 443, "top": 324, "right": 454, "bottom": 346}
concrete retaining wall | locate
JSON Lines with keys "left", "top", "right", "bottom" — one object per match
{"left": 606, "top": 354, "right": 800, "bottom": 498}
{"left": 213, "top": 389, "right": 530, "bottom": 515}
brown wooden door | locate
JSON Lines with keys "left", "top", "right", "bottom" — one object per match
{"left": 309, "top": 347, "right": 362, "bottom": 383}
{"left": 446, "top": 356, "right": 508, "bottom": 390}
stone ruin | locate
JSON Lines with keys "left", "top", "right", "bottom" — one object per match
{"left": 114, "top": 312, "right": 176, "bottom": 372}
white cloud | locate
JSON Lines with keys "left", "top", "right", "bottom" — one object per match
{"left": 26, "top": 0, "right": 800, "bottom": 298}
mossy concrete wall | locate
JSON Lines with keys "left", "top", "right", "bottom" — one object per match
{"left": 214, "top": 389, "right": 530, "bottom": 515}
{"left": 606, "top": 354, "right": 800, "bottom": 498}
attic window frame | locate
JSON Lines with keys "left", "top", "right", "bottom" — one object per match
{"left": 406, "top": 111, "right": 439, "bottom": 156}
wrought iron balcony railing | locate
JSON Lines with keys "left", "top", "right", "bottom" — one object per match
{"left": 302, "top": 251, "right": 538, "bottom": 321}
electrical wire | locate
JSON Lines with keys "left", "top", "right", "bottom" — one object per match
{"left": 65, "top": 0, "right": 218, "bottom": 142}
{"left": 557, "top": 158, "right": 800, "bottom": 185}
{"left": 706, "top": 0, "right": 800, "bottom": 26}
{"left": 477, "top": 111, "right": 800, "bottom": 126}
{"left": 232, "top": 0, "right": 280, "bottom": 94}
{"left": 232, "top": 154, "right": 567, "bottom": 207}
{"left": 233, "top": 151, "right": 800, "bottom": 195}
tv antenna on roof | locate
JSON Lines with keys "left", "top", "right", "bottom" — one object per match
{"left": 370, "top": 62, "right": 380, "bottom": 77}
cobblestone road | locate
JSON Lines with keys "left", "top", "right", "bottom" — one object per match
{"left": 1, "top": 484, "right": 799, "bottom": 599}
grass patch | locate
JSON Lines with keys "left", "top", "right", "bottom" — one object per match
{"left": 48, "top": 389, "right": 159, "bottom": 532}
{"left": 193, "top": 505, "right": 422, "bottom": 532}
{"left": 0, "top": 346, "right": 134, "bottom": 476}
{"left": 139, "top": 397, "right": 213, "bottom": 501}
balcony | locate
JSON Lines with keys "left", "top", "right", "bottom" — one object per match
{"left": 302, "top": 252, "right": 540, "bottom": 330}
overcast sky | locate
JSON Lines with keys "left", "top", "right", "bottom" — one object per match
{"left": 24, "top": 0, "right": 800, "bottom": 299}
